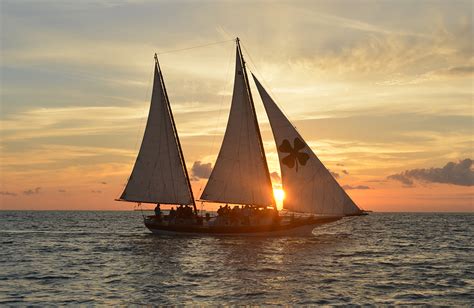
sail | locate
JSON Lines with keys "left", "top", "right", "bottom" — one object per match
{"left": 200, "top": 43, "right": 274, "bottom": 207}
{"left": 253, "top": 75, "right": 362, "bottom": 216}
{"left": 120, "top": 60, "right": 194, "bottom": 205}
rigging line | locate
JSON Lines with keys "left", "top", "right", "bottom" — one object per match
{"left": 240, "top": 43, "right": 293, "bottom": 121}
{"left": 156, "top": 39, "right": 235, "bottom": 55}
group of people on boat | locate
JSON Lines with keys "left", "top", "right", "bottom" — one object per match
{"left": 214, "top": 204, "right": 279, "bottom": 226}
{"left": 152, "top": 203, "right": 280, "bottom": 226}
{"left": 154, "top": 204, "right": 195, "bottom": 221}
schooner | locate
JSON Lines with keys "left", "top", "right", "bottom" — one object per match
{"left": 117, "top": 38, "right": 365, "bottom": 235}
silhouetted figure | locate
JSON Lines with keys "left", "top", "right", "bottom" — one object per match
{"left": 154, "top": 204, "right": 161, "bottom": 217}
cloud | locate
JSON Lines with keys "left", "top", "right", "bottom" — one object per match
{"left": 387, "top": 174, "right": 415, "bottom": 187}
{"left": 1, "top": 106, "right": 146, "bottom": 142}
{"left": 58, "top": 189, "right": 66, "bottom": 193}
{"left": 342, "top": 170, "right": 349, "bottom": 175}
{"left": 342, "top": 185, "right": 371, "bottom": 190}
{"left": 270, "top": 171, "right": 281, "bottom": 182}
{"left": 301, "top": 9, "right": 433, "bottom": 39}
{"left": 388, "top": 159, "right": 474, "bottom": 187}
{"left": 191, "top": 161, "right": 212, "bottom": 180}
{"left": 0, "top": 191, "right": 18, "bottom": 196}
{"left": 91, "top": 190, "right": 102, "bottom": 194}
{"left": 438, "top": 65, "right": 474, "bottom": 77}
{"left": 101, "top": 181, "right": 107, "bottom": 185}
{"left": 23, "top": 187, "right": 42, "bottom": 195}
{"left": 381, "top": 65, "right": 474, "bottom": 86}
{"left": 329, "top": 170, "right": 340, "bottom": 179}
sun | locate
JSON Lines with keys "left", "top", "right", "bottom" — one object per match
{"left": 273, "top": 188, "right": 285, "bottom": 210}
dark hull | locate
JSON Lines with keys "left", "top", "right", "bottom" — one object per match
{"left": 144, "top": 216, "right": 341, "bottom": 236}
{"left": 346, "top": 212, "right": 369, "bottom": 217}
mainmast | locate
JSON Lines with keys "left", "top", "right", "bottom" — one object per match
{"left": 155, "top": 54, "right": 198, "bottom": 215}
{"left": 235, "top": 38, "right": 275, "bottom": 207}
{"left": 199, "top": 38, "right": 275, "bottom": 207}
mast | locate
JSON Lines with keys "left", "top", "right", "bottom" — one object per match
{"left": 236, "top": 38, "right": 275, "bottom": 208}
{"left": 155, "top": 54, "right": 198, "bottom": 215}
{"left": 200, "top": 39, "right": 275, "bottom": 207}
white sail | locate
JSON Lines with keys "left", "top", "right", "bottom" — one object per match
{"left": 120, "top": 60, "right": 193, "bottom": 205}
{"left": 200, "top": 43, "right": 274, "bottom": 207}
{"left": 253, "top": 75, "right": 362, "bottom": 216}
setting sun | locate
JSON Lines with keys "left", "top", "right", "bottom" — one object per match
{"left": 273, "top": 188, "right": 285, "bottom": 210}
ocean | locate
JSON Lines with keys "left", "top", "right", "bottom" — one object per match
{"left": 0, "top": 211, "right": 472, "bottom": 305}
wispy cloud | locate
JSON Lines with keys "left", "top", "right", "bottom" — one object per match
{"left": 23, "top": 187, "right": 42, "bottom": 195}
{"left": 1, "top": 145, "right": 134, "bottom": 169}
{"left": 343, "top": 185, "right": 371, "bottom": 190}
{"left": 1, "top": 106, "right": 146, "bottom": 141}
{"left": 0, "top": 191, "right": 18, "bottom": 197}
{"left": 301, "top": 9, "right": 433, "bottom": 38}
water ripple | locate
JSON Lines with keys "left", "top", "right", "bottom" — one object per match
{"left": 0, "top": 211, "right": 472, "bottom": 305}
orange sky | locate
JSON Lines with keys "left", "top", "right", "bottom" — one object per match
{"left": 1, "top": 1, "right": 473, "bottom": 212}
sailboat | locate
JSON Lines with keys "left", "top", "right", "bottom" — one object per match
{"left": 117, "top": 38, "right": 365, "bottom": 235}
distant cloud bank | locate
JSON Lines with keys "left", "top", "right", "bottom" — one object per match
{"left": 191, "top": 161, "right": 212, "bottom": 181}
{"left": 343, "top": 185, "right": 370, "bottom": 190}
{"left": 388, "top": 159, "right": 474, "bottom": 187}
{"left": 0, "top": 191, "right": 18, "bottom": 197}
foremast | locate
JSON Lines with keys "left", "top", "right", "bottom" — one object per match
{"left": 155, "top": 54, "right": 197, "bottom": 215}
{"left": 118, "top": 54, "right": 196, "bottom": 215}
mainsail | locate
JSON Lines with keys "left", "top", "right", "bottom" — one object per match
{"left": 119, "top": 55, "right": 194, "bottom": 206}
{"left": 253, "top": 75, "right": 362, "bottom": 216}
{"left": 200, "top": 40, "right": 274, "bottom": 207}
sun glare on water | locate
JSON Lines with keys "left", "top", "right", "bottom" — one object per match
{"left": 273, "top": 188, "right": 285, "bottom": 210}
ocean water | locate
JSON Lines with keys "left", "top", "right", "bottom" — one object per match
{"left": 0, "top": 211, "right": 472, "bottom": 305}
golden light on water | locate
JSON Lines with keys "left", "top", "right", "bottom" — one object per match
{"left": 273, "top": 188, "right": 285, "bottom": 210}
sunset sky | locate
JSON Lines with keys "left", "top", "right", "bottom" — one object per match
{"left": 1, "top": 0, "right": 472, "bottom": 212}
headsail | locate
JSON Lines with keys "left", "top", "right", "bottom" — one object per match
{"left": 119, "top": 56, "right": 194, "bottom": 206}
{"left": 253, "top": 75, "right": 362, "bottom": 216}
{"left": 200, "top": 40, "right": 274, "bottom": 207}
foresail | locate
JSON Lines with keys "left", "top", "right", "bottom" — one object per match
{"left": 253, "top": 75, "right": 362, "bottom": 216}
{"left": 200, "top": 43, "right": 274, "bottom": 207}
{"left": 120, "top": 62, "right": 193, "bottom": 205}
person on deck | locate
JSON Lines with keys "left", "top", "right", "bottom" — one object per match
{"left": 154, "top": 204, "right": 161, "bottom": 217}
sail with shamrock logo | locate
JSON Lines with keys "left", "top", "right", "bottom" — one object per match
{"left": 200, "top": 39, "right": 275, "bottom": 207}
{"left": 252, "top": 75, "right": 362, "bottom": 216}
